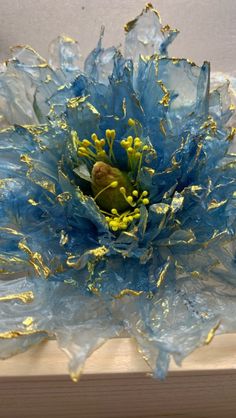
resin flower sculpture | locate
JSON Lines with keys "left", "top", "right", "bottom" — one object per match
{"left": 0, "top": 4, "right": 236, "bottom": 379}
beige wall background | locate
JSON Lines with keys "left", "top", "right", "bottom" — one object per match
{"left": 0, "top": 0, "right": 235, "bottom": 72}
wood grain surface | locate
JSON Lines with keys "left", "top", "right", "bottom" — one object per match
{"left": 0, "top": 335, "right": 236, "bottom": 418}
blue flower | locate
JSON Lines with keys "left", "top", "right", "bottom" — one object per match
{"left": 0, "top": 4, "right": 236, "bottom": 379}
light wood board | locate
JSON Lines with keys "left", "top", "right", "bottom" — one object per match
{"left": 0, "top": 335, "right": 236, "bottom": 417}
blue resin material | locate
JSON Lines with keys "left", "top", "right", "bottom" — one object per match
{"left": 0, "top": 4, "right": 236, "bottom": 379}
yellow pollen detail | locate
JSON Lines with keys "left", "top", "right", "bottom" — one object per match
{"left": 91, "top": 133, "right": 98, "bottom": 142}
{"left": 82, "top": 139, "right": 91, "bottom": 147}
{"left": 128, "top": 118, "right": 136, "bottom": 127}
{"left": 110, "top": 181, "right": 118, "bottom": 188}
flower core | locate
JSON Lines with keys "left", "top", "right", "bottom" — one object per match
{"left": 72, "top": 125, "right": 151, "bottom": 231}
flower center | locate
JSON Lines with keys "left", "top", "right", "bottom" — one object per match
{"left": 72, "top": 122, "right": 151, "bottom": 231}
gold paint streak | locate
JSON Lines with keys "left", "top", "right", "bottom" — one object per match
{"left": 155, "top": 204, "right": 170, "bottom": 215}
{"left": 158, "top": 80, "right": 170, "bottom": 107}
{"left": 172, "top": 57, "right": 180, "bottom": 64}
{"left": 227, "top": 127, "right": 236, "bottom": 141}
{"left": 190, "top": 185, "right": 203, "bottom": 193}
{"left": 0, "top": 291, "right": 34, "bottom": 304}
{"left": 67, "top": 96, "right": 89, "bottom": 109}
{"left": 18, "top": 241, "right": 51, "bottom": 279}
{"left": 0, "top": 329, "right": 48, "bottom": 339}
{"left": 143, "top": 167, "right": 155, "bottom": 176}
{"left": 28, "top": 198, "right": 39, "bottom": 206}
{"left": 0, "top": 227, "right": 23, "bottom": 236}
{"left": 64, "top": 279, "right": 77, "bottom": 286}
{"left": 205, "top": 322, "right": 220, "bottom": 344}
{"left": 191, "top": 271, "right": 200, "bottom": 278}
{"left": 60, "top": 230, "right": 69, "bottom": 246}
{"left": 20, "top": 154, "right": 33, "bottom": 166}
{"left": 45, "top": 74, "right": 52, "bottom": 83}
{"left": 87, "top": 284, "right": 100, "bottom": 295}
{"left": 161, "top": 24, "right": 171, "bottom": 33}
{"left": 156, "top": 261, "right": 169, "bottom": 288}
{"left": 124, "top": 17, "right": 138, "bottom": 33}
{"left": 229, "top": 104, "right": 235, "bottom": 111}
{"left": 56, "top": 192, "right": 72, "bottom": 204}
{"left": 160, "top": 119, "right": 166, "bottom": 136}
{"left": 171, "top": 195, "right": 184, "bottom": 211}
{"left": 87, "top": 103, "right": 100, "bottom": 116}
{"left": 33, "top": 180, "right": 56, "bottom": 195}
{"left": 113, "top": 289, "right": 143, "bottom": 299}
{"left": 208, "top": 199, "right": 227, "bottom": 211}
{"left": 57, "top": 120, "right": 68, "bottom": 130}
{"left": 195, "top": 143, "right": 203, "bottom": 160}
{"left": 70, "top": 371, "right": 81, "bottom": 383}
{"left": 61, "top": 35, "right": 77, "bottom": 43}
{"left": 124, "top": 3, "right": 162, "bottom": 33}
{"left": 22, "top": 317, "right": 34, "bottom": 327}
{"left": 23, "top": 125, "right": 48, "bottom": 135}
{"left": 89, "top": 246, "right": 108, "bottom": 258}
{"left": 201, "top": 116, "right": 217, "bottom": 134}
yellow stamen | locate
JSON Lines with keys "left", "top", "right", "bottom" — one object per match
{"left": 82, "top": 139, "right": 91, "bottom": 147}
{"left": 94, "top": 181, "right": 118, "bottom": 202}
{"left": 128, "top": 118, "right": 135, "bottom": 127}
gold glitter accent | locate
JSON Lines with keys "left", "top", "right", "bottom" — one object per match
{"left": 64, "top": 278, "right": 77, "bottom": 286}
{"left": 156, "top": 261, "right": 169, "bottom": 287}
{"left": 18, "top": 241, "right": 51, "bottom": 279}
{"left": 61, "top": 35, "right": 77, "bottom": 43}
{"left": 57, "top": 120, "right": 68, "bottom": 130}
{"left": 160, "top": 119, "right": 166, "bottom": 136}
{"left": 161, "top": 24, "right": 171, "bottom": 33}
{"left": 28, "top": 198, "right": 39, "bottom": 206}
{"left": 143, "top": 167, "right": 155, "bottom": 176}
{"left": 87, "top": 283, "right": 100, "bottom": 295}
{"left": 205, "top": 322, "right": 220, "bottom": 344}
{"left": 45, "top": 74, "right": 52, "bottom": 83}
{"left": 67, "top": 96, "right": 89, "bottom": 108}
{"left": 89, "top": 246, "right": 108, "bottom": 258}
{"left": 34, "top": 180, "right": 56, "bottom": 195}
{"left": 155, "top": 204, "right": 169, "bottom": 215}
{"left": 124, "top": 2, "right": 161, "bottom": 32}
{"left": 201, "top": 116, "right": 217, "bottom": 134}
{"left": 158, "top": 80, "right": 170, "bottom": 107}
{"left": 23, "top": 125, "right": 48, "bottom": 135}
{"left": 229, "top": 104, "right": 235, "bottom": 111}
{"left": 60, "top": 230, "right": 69, "bottom": 246}
{"left": 191, "top": 271, "right": 200, "bottom": 278}
{"left": 0, "top": 329, "right": 48, "bottom": 339}
{"left": 0, "top": 227, "right": 23, "bottom": 236}
{"left": 67, "top": 246, "right": 108, "bottom": 269}
{"left": 20, "top": 154, "right": 33, "bottom": 166}
{"left": 227, "top": 127, "right": 236, "bottom": 141}
{"left": 208, "top": 199, "right": 227, "bottom": 211}
{"left": 70, "top": 371, "right": 81, "bottom": 383}
{"left": 22, "top": 317, "right": 34, "bottom": 327}
{"left": 113, "top": 289, "right": 143, "bottom": 299}
{"left": 87, "top": 103, "right": 100, "bottom": 116}
{"left": 0, "top": 291, "right": 34, "bottom": 304}
{"left": 56, "top": 192, "right": 72, "bottom": 204}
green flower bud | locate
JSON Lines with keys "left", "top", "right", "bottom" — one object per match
{"left": 91, "top": 161, "right": 133, "bottom": 212}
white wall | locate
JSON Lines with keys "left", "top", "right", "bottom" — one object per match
{"left": 0, "top": 0, "right": 235, "bottom": 72}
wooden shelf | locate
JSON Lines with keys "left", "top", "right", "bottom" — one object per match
{"left": 1, "top": 335, "right": 236, "bottom": 417}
